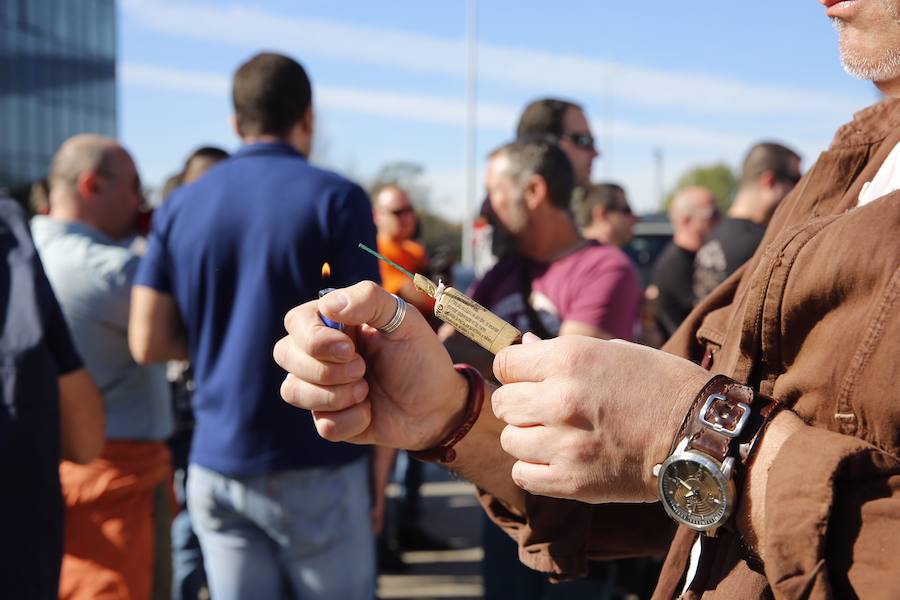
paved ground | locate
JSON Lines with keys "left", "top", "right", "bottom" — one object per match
{"left": 376, "top": 464, "right": 658, "bottom": 600}
{"left": 377, "top": 464, "right": 484, "bottom": 600}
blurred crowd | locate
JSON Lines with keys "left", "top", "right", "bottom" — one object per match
{"left": 2, "top": 3, "right": 899, "bottom": 598}
{"left": 0, "top": 49, "right": 801, "bottom": 600}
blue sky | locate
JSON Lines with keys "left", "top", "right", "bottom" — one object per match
{"left": 119, "top": 0, "right": 881, "bottom": 219}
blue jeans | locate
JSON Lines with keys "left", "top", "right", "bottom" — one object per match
{"left": 171, "top": 506, "right": 206, "bottom": 600}
{"left": 187, "top": 459, "right": 375, "bottom": 600}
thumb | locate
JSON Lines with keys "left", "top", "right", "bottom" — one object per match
{"left": 318, "top": 280, "right": 420, "bottom": 337}
{"left": 522, "top": 331, "right": 542, "bottom": 344}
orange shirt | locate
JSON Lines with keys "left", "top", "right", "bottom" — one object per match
{"left": 376, "top": 235, "right": 428, "bottom": 294}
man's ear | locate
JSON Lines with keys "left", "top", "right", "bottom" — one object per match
{"left": 758, "top": 170, "right": 776, "bottom": 190}
{"left": 302, "top": 105, "right": 314, "bottom": 136}
{"left": 592, "top": 203, "right": 607, "bottom": 224}
{"left": 76, "top": 170, "right": 100, "bottom": 201}
{"left": 229, "top": 114, "right": 242, "bottom": 138}
{"left": 524, "top": 175, "right": 549, "bottom": 209}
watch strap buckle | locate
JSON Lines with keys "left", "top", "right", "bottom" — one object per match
{"left": 699, "top": 393, "right": 750, "bottom": 438}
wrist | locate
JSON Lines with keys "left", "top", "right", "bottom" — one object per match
{"left": 412, "top": 364, "right": 485, "bottom": 463}
{"left": 644, "top": 370, "right": 716, "bottom": 497}
{"left": 653, "top": 375, "right": 782, "bottom": 537}
{"left": 736, "top": 410, "right": 804, "bottom": 562}
{"left": 418, "top": 371, "right": 469, "bottom": 450}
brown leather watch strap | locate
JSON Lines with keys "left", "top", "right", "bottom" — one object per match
{"left": 678, "top": 374, "right": 780, "bottom": 468}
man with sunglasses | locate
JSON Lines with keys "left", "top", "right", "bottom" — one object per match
{"left": 373, "top": 184, "right": 435, "bottom": 318}
{"left": 693, "top": 142, "right": 802, "bottom": 302}
{"left": 474, "top": 98, "right": 601, "bottom": 278}
{"left": 371, "top": 183, "right": 450, "bottom": 567}
{"left": 575, "top": 182, "right": 639, "bottom": 247}
{"left": 516, "top": 98, "right": 600, "bottom": 191}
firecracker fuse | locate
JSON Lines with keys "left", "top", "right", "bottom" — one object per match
{"left": 358, "top": 243, "right": 522, "bottom": 354}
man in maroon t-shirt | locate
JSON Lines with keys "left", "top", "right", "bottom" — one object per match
{"left": 443, "top": 138, "right": 640, "bottom": 375}
{"left": 442, "top": 138, "right": 642, "bottom": 599}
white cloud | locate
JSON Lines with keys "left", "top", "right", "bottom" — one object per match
{"left": 122, "top": 60, "right": 836, "bottom": 220}
{"left": 121, "top": 0, "right": 867, "bottom": 118}
{"left": 122, "top": 62, "right": 779, "bottom": 154}
{"left": 121, "top": 62, "right": 228, "bottom": 96}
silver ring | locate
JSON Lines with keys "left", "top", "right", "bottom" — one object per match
{"left": 378, "top": 295, "right": 407, "bottom": 335}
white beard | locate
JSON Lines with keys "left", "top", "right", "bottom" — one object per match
{"left": 832, "top": 3, "right": 900, "bottom": 82}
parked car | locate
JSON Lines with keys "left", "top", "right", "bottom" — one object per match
{"left": 623, "top": 215, "right": 673, "bottom": 288}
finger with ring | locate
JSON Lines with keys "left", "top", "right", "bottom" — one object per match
{"left": 377, "top": 294, "right": 407, "bottom": 335}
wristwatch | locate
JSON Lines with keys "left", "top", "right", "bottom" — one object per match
{"left": 653, "top": 375, "right": 779, "bottom": 537}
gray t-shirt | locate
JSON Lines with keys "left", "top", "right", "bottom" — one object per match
{"left": 31, "top": 216, "right": 172, "bottom": 441}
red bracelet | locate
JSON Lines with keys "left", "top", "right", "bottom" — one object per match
{"left": 410, "top": 364, "right": 485, "bottom": 464}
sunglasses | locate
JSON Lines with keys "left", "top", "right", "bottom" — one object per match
{"left": 609, "top": 204, "right": 634, "bottom": 216}
{"left": 777, "top": 172, "right": 803, "bottom": 186}
{"left": 563, "top": 132, "right": 596, "bottom": 151}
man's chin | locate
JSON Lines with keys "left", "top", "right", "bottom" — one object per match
{"left": 836, "top": 30, "right": 900, "bottom": 83}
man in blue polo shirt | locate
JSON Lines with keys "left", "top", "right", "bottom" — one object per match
{"left": 129, "top": 52, "right": 382, "bottom": 599}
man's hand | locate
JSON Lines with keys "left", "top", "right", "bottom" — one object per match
{"left": 273, "top": 281, "right": 468, "bottom": 451}
{"left": 491, "top": 334, "right": 712, "bottom": 504}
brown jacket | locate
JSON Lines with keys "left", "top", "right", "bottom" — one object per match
{"left": 481, "top": 99, "right": 900, "bottom": 599}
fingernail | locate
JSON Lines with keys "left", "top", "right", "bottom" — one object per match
{"left": 346, "top": 359, "right": 366, "bottom": 379}
{"left": 333, "top": 342, "right": 353, "bottom": 359}
{"left": 320, "top": 291, "right": 349, "bottom": 314}
{"left": 352, "top": 381, "right": 367, "bottom": 401}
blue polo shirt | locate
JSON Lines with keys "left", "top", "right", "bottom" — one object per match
{"left": 135, "top": 142, "right": 380, "bottom": 476}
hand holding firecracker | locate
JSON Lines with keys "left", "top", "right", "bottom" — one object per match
{"left": 276, "top": 251, "right": 717, "bottom": 510}
{"left": 357, "top": 243, "right": 522, "bottom": 353}
{"left": 291, "top": 250, "right": 520, "bottom": 454}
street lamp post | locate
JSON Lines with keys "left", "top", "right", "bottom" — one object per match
{"left": 462, "top": 0, "right": 477, "bottom": 267}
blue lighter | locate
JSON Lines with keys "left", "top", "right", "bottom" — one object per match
{"left": 318, "top": 287, "right": 344, "bottom": 331}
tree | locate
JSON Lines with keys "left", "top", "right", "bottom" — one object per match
{"left": 662, "top": 163, "right": 736, "bottom": 213}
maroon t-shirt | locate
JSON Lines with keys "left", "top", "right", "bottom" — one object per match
{"left": 471, "top": 241, "right": 641, "bottom": 340}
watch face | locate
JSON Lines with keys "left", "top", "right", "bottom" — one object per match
{"left": 660, "top": 457, "right": 730, "bottom": 530}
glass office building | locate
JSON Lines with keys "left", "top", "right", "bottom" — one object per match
{"left": 0, "top": 0, "right": 116, "bottom": 194}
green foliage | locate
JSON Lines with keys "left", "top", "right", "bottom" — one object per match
{"left": 662, "top": 163, "right": 736, "bottom": 213}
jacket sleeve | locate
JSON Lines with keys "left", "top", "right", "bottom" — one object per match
{"left": 478, "top": 489, "right": 676, "bottom": 580}
{"left": 759, "top": 424, "right": 900, "bottom": 599}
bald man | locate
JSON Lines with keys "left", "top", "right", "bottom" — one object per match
{"left": 31, "top": 134, "right": 173, "bottom": 600}
{"left": 650, "top": 186, "right": 720, "bottom": 340}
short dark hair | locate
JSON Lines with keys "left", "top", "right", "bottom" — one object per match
{"left": 491, "top": 139, "right": 574, "bottom": 210}
{"left": 185, "top": 146, "right": 230, "bottom": 166}
{"left": 573, "top": 182, "right": 626, "bottom": 228}
{"left": 232, "top": 52, "right": 312, "bottom": 137}
{"left": 516, "top": 98, "right": 582, "bottom": 140}
{"left": 740, "top": 142, "right": 801, "bottom": 186}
